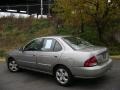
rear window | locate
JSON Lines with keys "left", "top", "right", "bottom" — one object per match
{"left": 63, "top": 37, "right": 93, "bottom": 50}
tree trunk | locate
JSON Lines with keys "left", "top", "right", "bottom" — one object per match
{"left": 81, "top": 21, "right": 84, "bottom": 33}
{"left": 80, "top": 9, "right": 84, "bottom": 33}
{"left": 96, "top": 24, "right": 103, "bottom": 41}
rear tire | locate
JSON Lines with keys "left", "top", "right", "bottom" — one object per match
{"left": 7, "top": 59, "right": 20, "bottom": 72}
{"left": 54, "top": 66, "right": 73, "bottom": 86}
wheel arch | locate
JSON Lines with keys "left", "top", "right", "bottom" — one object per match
{"left": 7, "top": 57, "right": 15, "bottom": 62}
{"left": 52, "top": 64, "right": 72, "bottom": 76}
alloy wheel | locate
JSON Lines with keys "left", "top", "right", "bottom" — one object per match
{"left": 8, "top": 60, "right": 19, "bottom": 72}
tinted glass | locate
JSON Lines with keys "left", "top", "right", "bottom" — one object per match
{"left": 63, "top": 37, "right": 93, "bottom": 50}
{"left": 24, "top": 39, "right": 42, "bottom": 51}
{"left": 54, "top": 42, "right": 62, "bottom": 52}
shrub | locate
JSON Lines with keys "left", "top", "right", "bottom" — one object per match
{"left": 0, "top": 50, "right": 6, "bottom": 57}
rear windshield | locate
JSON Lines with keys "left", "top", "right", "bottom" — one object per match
{"left": 63, "top": 37, "right": 93, "bottom": 50}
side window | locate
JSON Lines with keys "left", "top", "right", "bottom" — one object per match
{"left": 41, "top": 39, "right": 56, "bottom": 52}
{"left": 54, "top": 41, "right": 62, "bottom": 52}
{"left": 24, "top": 39, "right": 42, "bottom": 51}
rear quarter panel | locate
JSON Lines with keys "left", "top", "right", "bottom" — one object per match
{"left": 59, "top": 51, "right": 92, "bottom": 67}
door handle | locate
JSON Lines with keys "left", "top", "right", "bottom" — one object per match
{"left": 33, "top": 55, "right": 36, "bottom": 56}
{"left": 54, "top": 56, "right": 58, "bottom": 58}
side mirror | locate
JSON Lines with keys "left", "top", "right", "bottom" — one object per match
{"left": 41, "top": 48, "right": 45, "bottom": 51}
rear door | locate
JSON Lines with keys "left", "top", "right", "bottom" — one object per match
{"left": 36, "top": 38, "right": 63, "bottom": 72}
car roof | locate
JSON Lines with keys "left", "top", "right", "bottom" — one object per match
{"left": 37, "top": 35, "right": 71, "bottom": 39}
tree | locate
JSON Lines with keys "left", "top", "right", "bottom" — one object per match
{"left": 83, "top": 0, "right": 120, "bottom": 40}
{"left": 53, "top": 0, "right": 120, "bottom": 40}
{"left": 52, "top": 0, "right": 86, "bottom": 36}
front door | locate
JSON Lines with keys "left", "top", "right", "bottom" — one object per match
{"left": 17, "top": 39, "right": 42, "bottom": 69}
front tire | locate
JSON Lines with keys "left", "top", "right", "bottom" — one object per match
{"left": 55, "top": 66, "right": 73, "bottom": 86}
{"left": 8, "top": 59, "right": 19, "bottom": 72}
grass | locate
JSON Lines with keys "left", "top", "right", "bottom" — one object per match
{"left": 0, "top": 16, "right": 120, "bottom": 57}
{"left": 0, "top": 50, "right": 6, "bottom": 58}
{"left": 0, "top": 16, "right": 56, "bottom": 57}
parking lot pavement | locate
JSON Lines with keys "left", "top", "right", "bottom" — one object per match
{"left": 0, "top": 60, "right": 120, "bottom": 90}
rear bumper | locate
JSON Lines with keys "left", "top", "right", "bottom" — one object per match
{"left": 71, "top": 59, "right": 112, "bottom": 78}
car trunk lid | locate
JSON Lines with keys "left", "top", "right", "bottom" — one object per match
{"left": 79, "top": 46, "right": 109, "bottom": 64}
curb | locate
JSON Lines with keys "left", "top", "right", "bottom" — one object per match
{"left": 110, "top": 56, "right": 120, "bottom": 60}
{"left": 0, "top": 58, "right": 5, "bottom": 62}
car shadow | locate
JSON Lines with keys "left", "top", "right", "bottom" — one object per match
{"left": 21, "top": 69, "right": 109, "bottom": 88}
{"left": 73, "top": 76, "right": 109, "bottom": 87}
{"left": 21, "top": 69, "right": 55, "bottom": 83}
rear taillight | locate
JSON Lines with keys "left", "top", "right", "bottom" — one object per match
{"left": 84, "top": 56, "right": 97, "bottom": 67}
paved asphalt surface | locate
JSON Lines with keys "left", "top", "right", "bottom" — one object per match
{"left": 0, "top": 60, "right": 120, "bottom": 90}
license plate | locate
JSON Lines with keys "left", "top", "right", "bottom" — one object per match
{"left": 97, "top": 52, "right": 109, "bottom": 64}
{"left": 102, "top": 52, "right": 109, "bottom": 60}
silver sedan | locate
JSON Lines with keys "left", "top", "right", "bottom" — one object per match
{"left": 6, "top": 36, "right": 112, "bottom": 86}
